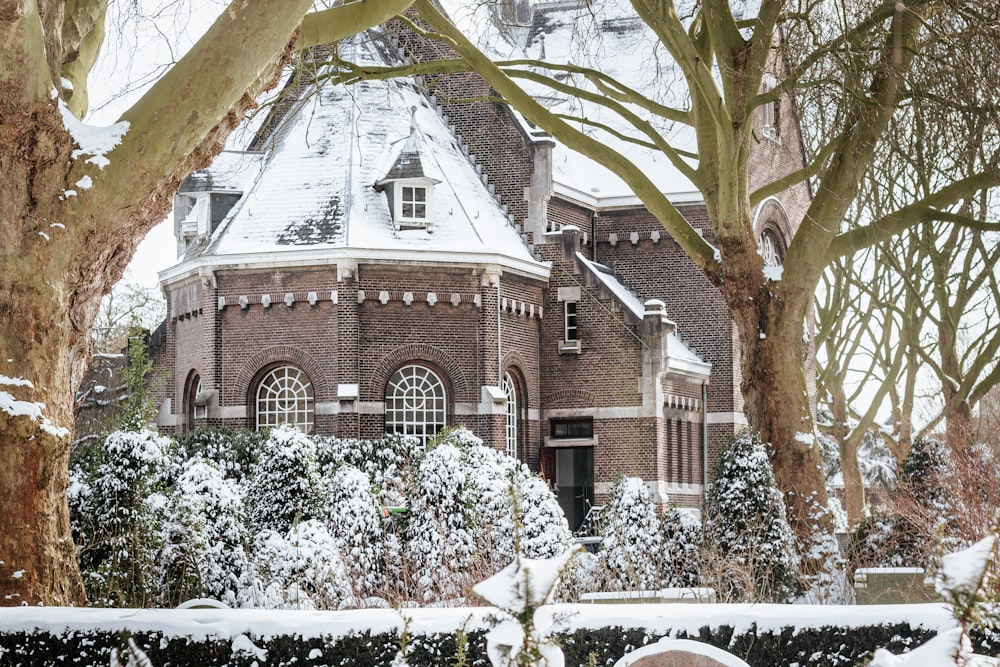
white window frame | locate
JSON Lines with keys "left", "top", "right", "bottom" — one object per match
{"left": 564, "top": 301, "right": 578, "bottom": 342}
{"left": 502, "top": 372, "right": 518, "bottom": 459}
{"left": 761, "top": 75, "right": 781, "bottom": 143}
{"left": 385, "top": 364, "right": 447, "bottom": 445}
{"left": 759, "top": 229, "right": 783, "bottom": 266}
{"left": 394, "top": 178, "right": 435, "bottom": 228}
{"left": 255, "top": 365, "right": 314, "bottom": 433}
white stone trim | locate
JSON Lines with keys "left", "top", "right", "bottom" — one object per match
{"left": 219, "top": 405, "right": 247, "bottom": 419}
{"left": 544, "top": 406, "right": 643, "bottom": 419}
{"left": 159, "top": 247, "right": 551, "bottom": 286}
{"left": 706, "top": 411, "right": 749, "bottom": 425}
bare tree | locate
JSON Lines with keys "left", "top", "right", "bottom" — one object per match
{"left": 814, "top": 1, "right": 1000, "bottom": 525}
{"left": 326, "top": 0, "right": 1000, "bottom": 557}
{"left": 0, "top": 0, "right": 415, "bottom": 606}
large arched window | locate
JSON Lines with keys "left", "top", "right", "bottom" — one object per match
{"left": 385, "top": 364, "right": 446, "bottom": 445}
{"left": 759, "top": 228, "right": 784, "bottom": 267}
{"left": 502, "top": 371, "right": 519, "bottom": 459}
{"left": 255, "top": 365, "right": 314, "bottom": 433}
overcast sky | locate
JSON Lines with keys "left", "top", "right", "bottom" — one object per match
{"left": 88, "top": 1, "right": 227, "bottom": 289}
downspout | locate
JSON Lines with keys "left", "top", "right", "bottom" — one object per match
{"left": 702, "top": 382, "right": 709, "bottom": 488}
{"left": 497, "top": 274, "right": 502, "bottom": 386}
{"left": 590, "top": 211, "right": 598, "bottom": 261}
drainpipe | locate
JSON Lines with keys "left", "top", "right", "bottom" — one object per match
{"left": 590, "top": 211, "right": 598, "bottom": 261}
{"left": 702, "top": 382, "right": 709, "bottom": 488}
{"left": 497, "top": 274, "right": 502, "bottom": 386}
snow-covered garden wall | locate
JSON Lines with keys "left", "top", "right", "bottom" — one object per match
{"left": 0, "top": 602, "right": 976, "bottom": 666}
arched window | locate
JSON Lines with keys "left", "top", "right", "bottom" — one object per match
{"left": 385, "top": 364, "right": 446, "bottom": 445}
{"left": 502, "top": 372, "right": 519, "bottom": 459}
{"left": 759, "top": 228, "right": 784, "bottom": 267}
{"left": 184, "top": 372, "right": 201, "bottom": 432}
{"left": 255, "top": 365, "right": 314, "bottom": 433}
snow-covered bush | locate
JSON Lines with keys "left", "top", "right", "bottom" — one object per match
{"left": 176, "top": 427, "right": 266, "bottom": 481}
{"left": 599, "top": 476, "right": 663, "bottom": 591}
{"left": 660, "top": 506, "right": 702, "bottom": 588}
{"left": 239, "top": 520, "right": 352, "bottom": 610}
{"left": 73, "top": 429, "right": 176, "bottom": 606}
{"left": 322, "top": 465, "right": 386, "bottom": 598}
{"left": 702, "top": 431, "right": 798, "bottom": 603}
{"left": 243, "top": 425, "right": 324, "bottom": 535}
{"left": 404, "top": 441, "right": 478, "bottom": 602}
{"left": 516, "top": 474, "right": 572, "bottom": 560}
{"left": 315, "top": 433, "right": 419, "bottom": 502}
{"left": 156, "top": 457, "right": 248, "bottom": 606}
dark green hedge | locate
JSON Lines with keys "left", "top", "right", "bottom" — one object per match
{"left": 2, "top": 622, "right": 995, "bottom": 666}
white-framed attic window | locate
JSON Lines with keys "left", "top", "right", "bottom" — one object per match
{"left": 761, "top": 74, "right": 781, "bottom": 144}
{"left": 392, "top": 178, "right": 436, "bottom": 230}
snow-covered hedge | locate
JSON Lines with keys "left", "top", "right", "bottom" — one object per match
{"left": 2, "top": 604, "right": 994, "bottom": 667}
{"left": 69, "top": 426, "right": 570, "bottom": 609}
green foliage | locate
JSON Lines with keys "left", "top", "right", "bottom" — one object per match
{"left": 177, "top": 427, "right": 267, "bottom": 481}
{"left": 702, "top": 431, "right": 798, "bottom": 603}
{"left": 117, "top": 325, "right": 156, "bottom": 432}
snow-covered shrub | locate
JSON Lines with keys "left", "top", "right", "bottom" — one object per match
{"left": 323, "top": 465, "right": 386, "bottom": 598}
{"left": 516, "top": 474, "right": 573, "bottom": 560}
{"left": 660, "top": 507, "right": 702, "bottom": 588}
{"left": 404, "top": 441, "right": 478, "bottom": 602}
{"left": 243, "top": 425, "right": 324, "bottom": 535}
{"left": 702, "top": 431, "right": 798, "bottom": 603}
{"left": 74, "top": 429, "right": 176, "bottom": 606}
{"left": 176, "top": 427, "right": 266, "bottom": 481}
{"left": 156, "top": 457, "right": 248, "bottom": 606}
{"left": 598, "top": 476, "right": 663, "bottom": 591}
{"left": 315, "top": 433, "right": 419, "bottom": 502}
{"left": 239, "top": 520, "right": 352, "bottom": 610}
{"left": 463, "top": 440, "right": 520, "bottom": 570}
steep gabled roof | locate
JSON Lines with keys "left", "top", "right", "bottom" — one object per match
{"left": 163, "top": 32, "right": 546, "bottom": 281}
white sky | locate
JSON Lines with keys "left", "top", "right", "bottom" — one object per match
{"left": 88, "top": 1, "right": 228, "bottom": 289}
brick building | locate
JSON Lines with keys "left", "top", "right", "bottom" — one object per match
{"left": 152, "top": 2, "right": 810, "bottom": 528}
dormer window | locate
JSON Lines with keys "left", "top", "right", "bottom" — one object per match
{"left": 384, "top": 177, "right": 436, "bottom": 230}
{"left": 376, "top": 106, "right": 441, "bottom": 232}
{"left": 401, "top": 184, "right": 427, "bottom": 221}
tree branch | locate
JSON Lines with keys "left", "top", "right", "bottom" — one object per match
{"left": 297, "top": 0, "right": 415, "bottom": 51}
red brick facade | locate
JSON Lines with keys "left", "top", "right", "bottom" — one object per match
{"left": 151, "top": 19, "right": 811, "bottom": 525}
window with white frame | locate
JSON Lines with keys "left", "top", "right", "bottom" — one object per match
{"left": 385, "top": 364, "right": 446, "bottom": 445}
{"left": 255, "top": 365, "right": 314, "bottom": 433}
{"left": 564, "top": 301, "right": 578, "bottom": 341}
{"left": 759, "top": 228, "right": 783, "bottom": 266}
{"left": 761, "top": 75, "right": 781, "bottom": 142}
{"left": 401, "top": 185, "right": 427, "bottom": 220}
{"left": 502, "top": 372, "right": 518, "bottom": 459}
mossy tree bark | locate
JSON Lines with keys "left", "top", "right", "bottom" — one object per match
{"left": 0, "top": 0, "right": 413, "bottom": 607}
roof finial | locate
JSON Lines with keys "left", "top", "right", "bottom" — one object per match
{"left": 539, "top": 33, "right": 546, "bottom": 60}
{"left": 409, "top": 105, "right": 418, "bottom": 135}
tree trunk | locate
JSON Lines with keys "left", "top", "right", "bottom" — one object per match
{"left": 829, "top": 375, "right": 865, "bottom": 528}
{"left": 719, "top": 254, "right": 831, "bottom": 556}
{"left": 0, "top": 91, "right": 91, "bottom": 605}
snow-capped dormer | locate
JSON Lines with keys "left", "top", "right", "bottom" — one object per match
{"left": 174, "top": 169, "right": 242, "bottom": 255}
{"left": 375, "top": 108, "right": 441, "bottom": 232}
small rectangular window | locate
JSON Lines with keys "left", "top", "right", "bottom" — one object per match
{"left": 564, "top": 301, "right": 578, "bottom": 341}
{"left": 551, "top": 417, "right": 593, "bottom": 439}
{"left": 401, "top": 186, "right": 427, "bottom": 220}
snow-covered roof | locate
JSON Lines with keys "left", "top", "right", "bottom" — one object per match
{"left": 575, "top": 253, "right": 709, "bottom": 374}
{"left": 438, "top": 0, "right": 702, "bottom": 203}
{"left": 162, "top": 33, "right": 548, "bottom": 283}
{"left": 437, "top": 0, "right": 765, "bottom": 205}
